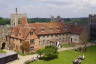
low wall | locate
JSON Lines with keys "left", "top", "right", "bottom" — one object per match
{"left": 0, "top": 52, "right": 18, "bottom": 64}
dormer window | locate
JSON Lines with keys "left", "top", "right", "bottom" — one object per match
{"left": 49, "top": 27, "right": 53, "bottom": 31}
{"left": 64, "top": 25, "right": 68, "bottom": 30}
{"left": 41, "top": 27, "right": 45, "bottom": 32}
{"left": 41, "top": 28, "right": 45, "bottom": 31}
{"left": 32, "top": 27, "right": 36, "bottom": 30}
{"left": 56, "top": 26, "right": 60, "bottom": 30}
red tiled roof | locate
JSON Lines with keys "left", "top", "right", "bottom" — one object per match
{"left": 28, "top": 22, "right": 70, "bottom": 35}
{"left": 10, "top": 26, "right": 32, "bottom": 40}
{"left": 70, "top": 25, "right": 84, "bottom": 35}
{"left": 9, "top": 22, "right": 84, "bottom": 40}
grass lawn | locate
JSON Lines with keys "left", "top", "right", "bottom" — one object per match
{"left": 28, "top": 46, "right": 96, "bottom": 64}
{"left": 0, "top": 50, "right": 6, "bottom": 53}
{"left": 61, "top": 43, "right": 75, "bottom": 48}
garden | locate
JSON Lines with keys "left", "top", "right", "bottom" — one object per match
{"left": 28, "top": 46, "right": 96, "bottom": 64}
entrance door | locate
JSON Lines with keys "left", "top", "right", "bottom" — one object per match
{"left": 1, "top": 42, "right": 6, "bottom": 49}
{"left": 70, "top": 38, "right": 72, "bottom": 43}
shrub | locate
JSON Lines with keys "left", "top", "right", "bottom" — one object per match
{"left": 36, "top": 45, "right": 58, "bottom": 60}
{"left": 43, "top": 45, "right": 58, "bottom": 60}
{"left": 36, "top": 49, "right": 44, "bottom": 57}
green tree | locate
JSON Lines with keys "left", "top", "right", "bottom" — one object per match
{"left": 0, "top": 17, "right": 10, "bottom": 25}
{"left": 36, "top": 49, "right": 44, "bottom": 57}
{"left": 43, "top": 45, "right": 58, "bottom": 60}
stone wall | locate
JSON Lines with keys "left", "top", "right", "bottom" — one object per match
{"left": 39, "top": 33, "right": 71, "bottom": 47}
{"left": 0, "top": 25, "right": 10, "bottom": 49}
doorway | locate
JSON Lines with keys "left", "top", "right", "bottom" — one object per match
{"left": 1, "top": 42, "right": 6, "bottom": 49}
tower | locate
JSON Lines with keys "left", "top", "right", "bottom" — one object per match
{"left": 10, "top": 8, "right": 27, "bottom": 26}
{"left": 55, "top": 16, "right": 63, "bottom": 22}
{"left": 89, "top": 14, "right": 96, "bottom": 40}
{"left": 51, "top": 16, "right": 55, "bottom": 21}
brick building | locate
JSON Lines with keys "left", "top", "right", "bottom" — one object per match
{"left": 6, "top": 16, "right": 88, "bottom": 52}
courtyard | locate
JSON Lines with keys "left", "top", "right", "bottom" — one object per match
{"left": 28, "top": 46, "right": 96, "bottom": 64}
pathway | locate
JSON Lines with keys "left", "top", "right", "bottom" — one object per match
{"left": 58, "top": 43, "right": 96, "bottom": 52}
{"left": 7, "top": 54, "right": 38, "bottom": 64}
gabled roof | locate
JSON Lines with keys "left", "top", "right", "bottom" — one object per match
{"left": 10, "top": 25, "right": 31, "bottom": 40}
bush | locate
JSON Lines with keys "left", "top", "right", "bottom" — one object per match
{"left": 36, "top": 49, "right": 44, "bottom": 57}
{"left": 36, "top": 45, "right": 58, "bottom": 60}
{"left": 43, "top": 45, "right": 58, "bottom": 60}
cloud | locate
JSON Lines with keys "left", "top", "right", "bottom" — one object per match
{"left": 0, "top": 0, "right": 96, "bottom": 18}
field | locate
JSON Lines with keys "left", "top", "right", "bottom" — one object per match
{"left": 28, "top": 46, "right": 96, "bottom": 64}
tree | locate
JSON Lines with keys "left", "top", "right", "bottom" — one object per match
{"left": 0, "top": 18, "right": 10, "bottom": 25}
{"left": 36, "top": 45, "right": 58, "bottom": 60}
{"left": 21, "top": 41, "right": 30, "bottom": 54}
{"left": 36, "top": 49, "right": 44, "bottom": 57}
{"left": 43, "top": 45, "right": 58, "bottom": 60}
{"left": 80, "top": 27, "right": 89, "bottom": 52}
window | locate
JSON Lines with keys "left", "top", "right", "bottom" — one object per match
{"left": 55, "top": 34, "right": 58, "bottom": 37}
{"left": 64, "top": 25, "right": 68, "bottom": 30}
{"left": 18, "top": 20, "right": 21, "bottom": 24}
{"left": 30, "top": 39, "right": 34, "bottom": 43}
{"left": 49, "top": 27, "right": 53, "bottom": 31}
{"left": 43, "top": 40, "right": 45, "bottom": 43}
{"left": 30, "top": 32, "right": 33, "bottom": 35}
{"left": 41, "top": 27, "right": 45, "bottom": 32}
{"left": 63, "top": 38, "right": 65, "bottom": 41}
{"left": 30, "top": 46, "right": 34, "bottom": 50}
{"left": 41, "top": 35, "right": 45, "bottom": 38}
{"left": 74, "top": 39, "right": 77, "bottom": 41}
{"left": 32, "top": 27, "right": 36, "bottom": 30}
{"left": 41, "top": 28, "right": 45, "bottom": 31}
{"left": 51, "top": 34, "right": 53, "bottom": 37}
{"left": 56, "top": 26, "right": 60, "bottom": 30}
{"left": 48, "top": 35, "right": 51, "bottom": 38}
{"left": 40, "top": 40, "right": 45, "bottom": 46}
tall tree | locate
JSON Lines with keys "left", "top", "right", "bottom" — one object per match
{"left": 21, "top": 41, "right": 30, "bottom": 54}
{"left": 80, "top": 27, "right": 89, "bottom": 52}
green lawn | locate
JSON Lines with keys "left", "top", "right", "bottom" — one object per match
{"left": 61, "top": 43, "right": 75, "bottom": 48}
{"left": 0, "top": 50, "right": 6, "bottom": 53}
{"left": 28, "top": 46, "right": 96, "bottom": 64}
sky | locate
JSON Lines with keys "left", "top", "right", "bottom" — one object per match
{"left": 0, "top": 0, "right": 96, "bottom": 18}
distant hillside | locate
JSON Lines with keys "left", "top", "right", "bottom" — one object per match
{"left": 28, "top": 18, "right": 50, "bottom": 23}
{"left": 64, "top": 18, "right": 88, "bottom": 25}
{"left": 28, "top": 17, "right": 88, "bottom": 25}
{"left": 0, "top": 17, "right": 88, "bottom": 25}
{"left": 0, "top": 17, "right": 10, "bottom": 25}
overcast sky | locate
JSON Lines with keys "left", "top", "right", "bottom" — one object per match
{"left": 0, "top": 0, "right": 96, "bottom": 18}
